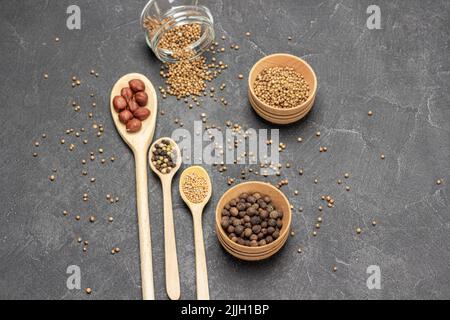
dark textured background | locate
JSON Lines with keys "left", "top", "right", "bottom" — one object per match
{"left": 0, "top": 0, "right": 449, "bottom": 300}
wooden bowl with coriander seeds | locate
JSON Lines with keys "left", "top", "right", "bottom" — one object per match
{"left": 248, "top": 53, "right": 317, "bottom": 124}
{"left": 215, "top": 181, "right": 292, "bottom": 261}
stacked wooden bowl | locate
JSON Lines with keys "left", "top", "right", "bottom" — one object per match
{"left": 248, "top": 53, "right": 318, "bottom": 125}
{"left": 215, "top": 182, "right": 292, "bottom": 261}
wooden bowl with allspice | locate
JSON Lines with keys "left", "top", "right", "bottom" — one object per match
{"left": 215, "top": 181, "right": 292, "bottom": 261}
{"left": 248, "top": 53, "right": 317, "bottom": 124}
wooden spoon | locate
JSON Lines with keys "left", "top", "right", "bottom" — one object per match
{"left": 110, "top": 73, "right": 158, "bottom": 300}
{"left": 179, "top": 166, "right": 212, "bottom": 300}
{"left": 149, "top": 138, "right": 182, "bottom": 300}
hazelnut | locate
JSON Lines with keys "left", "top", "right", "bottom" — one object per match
{"left": 119, "top": 110, "right": 133, "bottom": 124}
{"left": 133, "top": 108, "right": 151, "bottom": 121}
{"left": 126, "top": 118, "right": 142, "bottom": 132}
{"left": 129, "top": 79, "right": 145, "bottom": 92}
{"left": 134, "top": 91, "right": 148, "bottom": 106}
{"left": 113, "top": 96, "right": 127, "bottom": 112}
{"left": 128, "top": 99, "right": 139, "bottom": 113}
{"left": 121, "top": 87, "right": 133, "bottom": 101}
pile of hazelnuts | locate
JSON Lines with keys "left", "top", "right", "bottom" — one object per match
{"left": 221, "top": 192, "right": 284, "bottom": 247}
{"left": 113, "top": 79, "right": 151, "bottom": 133}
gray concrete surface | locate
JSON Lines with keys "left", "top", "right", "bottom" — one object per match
{"left": 0, "top": 0, "right": 449, "bottom": 300}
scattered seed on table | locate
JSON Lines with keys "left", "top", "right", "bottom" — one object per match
{"left": 63, "top": 210, "right": 69, "bottom": 216}
{"left": 372, "top": 220, "right": 377, "bottom": 227}
{"left": 333, "top": 266, "right": 338, "bottom": 272}
{"left": 33, "top": 152, "right": 38, "bottom": 157}
{"left": 344, "top": 173, "right": 350, "bottom": 179}
{"left": 291, "top": 231, "right": 295, "bottom": 237}
{"left": 316, "top": 131, "right": 321, "bottom": 137}
{"left": 297, "top": 248, "right": 302, "bottom": 253}
{"left": 85, "top": 288, "right": 92, "bottom": 295}
{"left": 238, "top": 74, "right": 244, "bottom": 80}
{"left": 368, "top": 111, "right": 373, "bottom": 116}
{"left": 436, "top": 179, "right": 443, "bottom": 185}
{"left": 90, "top": 178, "right": 96, "bottom": 183}
{"left": 288, "top": 36, "right": 292, "bottom": 41}
{"left": 89, "top": 216, "right": 96, "bottom": 223}
{"left": 44, "top": 74, "right": 49, "bottom": 79}
{"left": 84, "top": 241, "right": 89, "bottom": 246}
{"left": 381, "top": 154, "right": 385, "bottom": 160}
{"left": 49, "top": 175, "right": 56, "bottom": 182}
{"left": 346, "top": 186, "right": 351, "bottom": 191}
{"left": 297, "top": 137, "right": 303, "bottom": 142}
{"left": 77, "top": 237, "right": 82, "bottom": 243}
{"left": 75, "top": 215, "right": 81, "bottom": 221}
{"left": 312, "top": 231, "right": 317, "bottom": 237}
{"left": 356, "top": 228, "right": 362, "bottom": 234}
{"left": 337, "top": 179, "right": 342, "bottom": 185}
{"left": 108, "top": 217, "right": 114, "bottom": 223}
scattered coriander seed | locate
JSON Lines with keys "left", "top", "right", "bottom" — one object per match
{"left": 318, "top": 206, "right": 323, "bottom": 211}
{"left": 368, "top": 111, "right": 373, "bottom": 116}
{"left": 288, "top": 36, "right": 292, "bottom": 41}
{"left": 114, "top": 247, "right": 121, "bottom": 253}
{"left": 77, "top": 237, "right": 82, "bottom": 243}
{"left": 316, "top": 131, "right": 321, "bottom": 137}
{"left": 381, "top": 154, "right": 385, "bottom": 160}
{"left": 42, "top": 134, "right": 47, "bottom": 139}
{"left": 245, "top": 32, "right": 251, "bottom": 36}
{"left": 44, "top": 74, "right": 49, "bottom": 79}
{"left": 346, "top": 186, "right": 351, "bottom": 191}
{"left": 89, "top": 216, "right": 96, "bottom": 223}
{"left": 318, "top": 217, "right": 323, "bottom": 223}
{"left": 34, "top": 142, "right": 40, "bottom": 147}
{"left": 299, "top": 169, "right": 304, "bottom": 175}
{"left": 84, "top": 240, "right": 89, "bottom": 246}
{"left": 90, "top": 178, "right": 96, "bottom": 183}
{"left": 315, "top": 223, "right": 321, "bottom": 229}
{"left": 337, "top": 179, "right": 342, "bottom": 185}
{"left": 98, "top": 148, "right": 104, "bottom": 154}
{"left": 55, "top": 37, "right": 60, "bottom": 42}
{"left": 356, "top": 228, "right": 362, "bottom": 234}
{"left": 344, "top": 173, "right": 350, "bottom": 179}
{"left": 63, "top": 210, "right": 69, "bottom": 216}
{"left": 372, "top": 220, "right": 377, "bottom": 227}
{"left": 33, "top": 152, "right": 38, "bottom": 157}
{"left": 436, "top": 179, "right": 443, "bottom": 185}
{"left": 110, "top": 156, "right": 116, "bottom": 162}
{"left": 108, "top": 217, "right": 114, "bottom": 223}
{"left": 60, "top": 139, "right": 65, "bottom": 145}
{"left": 297, "top": 137, "right": 303, "bottom": 142}
{"left": 333, "top": 266, "right": 338, "bottom": 272}
{"left": 75, "top": 215, "right": 81, "bottom": 221}
{"left": 49, "top": 175, "right": 56, "bottom": 182}
{"left": 290, "top": 231, "right": 295, "bottom": 237}
{"left": 314, "top": 179, "right": 318, "bottom": 184}
{"left": 85, "top": 288, "right": 92, "bottom": 295}
{"left": 238, "top": 74, "right": 244, "bottom": 80}
{"left": 297, "top": 248, "right": 302, "bottom": 253}
{"left": 312, "top": 231, "right": 317, "bottom": 237}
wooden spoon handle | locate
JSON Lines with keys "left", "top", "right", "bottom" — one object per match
{"left": 192, "top": 211, "right": 210, "bottom": 300}
{"left": 162, "top": 179, "right": 181, "bottom": 300}
{"left": 135, "top": 150, "right": 155, "bottom": 300}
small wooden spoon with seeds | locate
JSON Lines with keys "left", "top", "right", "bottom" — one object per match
{"left": 179, "top": 166, "right": 212, "bottom": 300}
{"left": 149, "top": 138, "right": 182, "bottom": 300}
{"left": 110, "top": 73, "right": 157, "bottom": 300}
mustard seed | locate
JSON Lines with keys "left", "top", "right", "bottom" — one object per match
{"left": 436, "top": 179, "right": 443, "bottom": 185}
{"left": 85, "top": 288, "right": 92, "bottom": 295}
{"left": 356, "top": 228, "right": 362, "bottom": 234}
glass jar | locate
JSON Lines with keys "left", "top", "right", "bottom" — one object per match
{"left": 140, "top": 0, "right": 215, "bottom": 63}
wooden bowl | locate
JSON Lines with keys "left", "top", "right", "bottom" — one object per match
{"left": 249, "top": 92, "right": 315, "bottom": 125}
{"left": 248, "top": 53, "right": 317, "bottom": 123}
{"left": 215, "top": 181, "right": 292, "bottom": 261}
